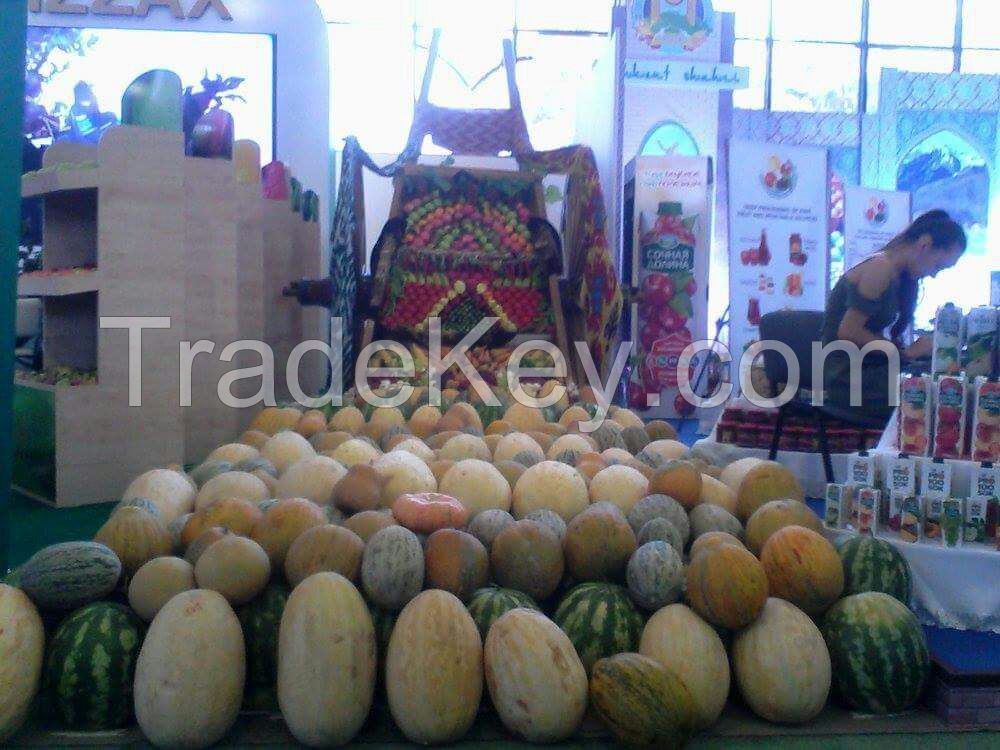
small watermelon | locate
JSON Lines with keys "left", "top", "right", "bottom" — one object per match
{"left": 45, "top": 602, "right": 145, "bottom": 729}
{"left": 838, "top": 536, "right": 912, "bottom": 604}
{"left": 821, "top": 592, "right": 930, "bottom": 714}
{"left": 553, "top": 583, "right": 644, "bottom": 674}
{"left": 238, "top": 582, "right": 289, "bottom": 711}
{"left": 466, "top": 586, "right": 540, "bottom": 639}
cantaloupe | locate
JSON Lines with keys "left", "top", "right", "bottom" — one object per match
{"left": 94, "top": 506, "right": 173, "bottom": 578}
{"left": 745, "top": 499, "right": 822, "bottom": 556}
{"left": 134, "top": 590, "right": 245, "bottom": 749}
{"left": 491, "top": 520, "right": 564, "bottom": 600}
{"left": 438, "top": 459, "right": 512, "bottom": 517}
{"left": 685, "top": 544, "right": 767, "bottom": 630}
{"left": 261, "top": 431, "right": 317, "bottom": 475}
{"left": 194, "top": 471, "right": 270, "bottom": 512}
{"left": 424, "top": 529, "right": 490, "bottom": 602}
{"left": 250, "top": 497, "right": 327, "bottom": 568}
{"left": 645, "top": 420, "right": 678, "bottom": 441}
{"left": 194, "top": 535, "right": 271, "bottom": 606}
{"left": 699, "top": 474, "right": 738, "bottom": 515}
{"left": 284, "top": 525, "right": 365, "bottom": 587}
{"left": 205, "top": 443, "right": 259, "bottom": 466}
{"left": 588, "top": 465, "right": 649, "bottom": 514}
{"left": 720, "top": 458, "right": 805, "bottom": 521}
{"left": 650, "top": 461, "right": 703, "bottom": 511}
{"left": 181, "top": 498, "right": 263, "bottom": 548}
{"left": 328, "top": 406, "right": 366, "bottom": 434}
{"left": 512, "top": 461, "right": 590, "bottom": 522}
{"left": 564, "top": 503, "right": 637, "bottom": 581}
{"left": 128, "top": 557, "right": 196, "bottom": 622}
{"left": 601, "top": 447, "right": 635, "bottom": 465}
{"left": 121, "top": 469, "right": 196, "bottom": 524}
{"left": 639, "top": 604, "right": 730, "bottom": 730}
{"left": 438, "top": 434, "right": 491, "bottom": 462}
{"left": 278, "top": 573, "right": 375, "bottom": 747}
{"left": 373, "top": 451, "right": 437, "bottom": 508}
{"left": 689, "top": 504, "right": 743, "bottom": 542}
{"left": 276, "top": 456, "right": 347, "bottom": 506}
{"left": 689, "top": 531, "right": 745, "bottom": 559}
{"left": 330, "top": 438, "right": 381, "bottom": 468}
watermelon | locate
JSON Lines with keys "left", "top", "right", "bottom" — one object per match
{"left": 838, "top": 536, "right": 912, "bottom": 605}
{"left": 45, "top": 602, "right": 145, "bottom": 729}
{"left": 20, "top": 542, "right": 122, "bottom": 611}
{"left": 821, "top": 592, "right": 930, "bottom": 714}
{"left": 553, "top": 583, "right": 644, "bottom": 674}
{"left": 466, "top": 586, "right": 540, "bottom": 640}
{"left": 238, "top": 581, "right": 289, "bottom": 711}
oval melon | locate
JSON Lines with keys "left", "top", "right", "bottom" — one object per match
{"left": 689, "top": 531, "right": 745, "bottom": 559}
{"left": 261, "top": 431, "right": 316, "bottom": 475}
{"left": 484, "top": 608, "right": 587, "bottom": 742}
{"left": 720, "top": 458, "right": 805, "bottom": 521}
{"left": 342, "top": 510, "right": 397, "bottom": 542}
{"left": 564, "top": 503, "right": 637, "bottom": 581}
{"left": 328, "top": 406, "right": 366, "bottom": 434}
{"left": 512, "top": 461, "right": 589, "bottom": 522}
{"left": 122, "top": 469, "right": 196, "bottom": 524}
{"left": 205, "top": 443, "right": 259, "bottom": 465}
{"left": 284, "top": 525, "right": 365, "bottom": 588}
{"left": 439, "top": 459, "right": 511, "bottom": 517}
{"left": 588, "top": 465, "right": 649, "bottom": 514}
{"left": 182, "top": 497, "right": 263, "bottom": 548}
{"left": 733, "top": 598, "right": 831, "bottom": 723}
{"left": 194, "top": 535, "right": 271, "bottom": 606}
{"left": 408, "top": 404, "right": 442, "bottom": 439}
{"left": 493, "top": 432, "right": 544, "bottom": 464}
{"left": 424, "top": 529, "right": 490, "bottom": 602}
{"left": 250, "top": 497, "right": 327, "bottom": 568}
{"left": 490, "top": 520, "right": 564, "bottom": 600}
{"left": 760, "top": 525, "right": 844, "bottom": 615}
{"left": 689, "top": 503, "right": 744, "bottom": 543}
{"left": 650, "top": 461, "right": 703, "bottom": 511}
{"left": 700, "top": 473, "right": 739, "bottom": 515}
{"left": 278, "top": 573, "right": 375, "bottom": 746}
{"left": 639, "top": 603, "right": 730, "bottom": 729}
{"left": 361, "top": 526, "right": 424, "bottom": 611}
{"left": 504, "top": 402, "right": 546, "bottom": 432}
{"left": 330, "top": 437, "right": 381, "bottom": 468}
{"left": 685, "top": 544, "right": 768, "bottom": 630}
{"left": 0, "top": 585, "right": 45, "bottom": 742}
{"left": 94, "top": 506, "right": 172, "bottom": 579}
{"left": 386, "top": 590, "right": 483, "bottom": 744}
{"left": 746, "top": 499, "right": 822, "bottom": 556}
{"left": 373, "top": 451, "right": 437, "bottom": 507}
{"left": 128, "top": 557, "right": 196, "bottom": 622}
{"left": 195, "top": 471, "right": 270, "bottom": 512}
{"left": 134, "top": 589, "right": 245, "bottom": 749}
{"left": 275, "top": 456, "right": 347, "bottom": 506}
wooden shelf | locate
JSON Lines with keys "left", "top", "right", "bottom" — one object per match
{"left": 22, "top": 167, "right": 100, "bottom": 199}
{"left": 13, "top": 378, "right": 98, "bottom": 392}
{"left": 18, "top": 270, "right": 101, "bottom": 298}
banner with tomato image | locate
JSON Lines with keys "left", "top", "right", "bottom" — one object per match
{"left": 627, "top": 155, "right": 712, "bottom": 418}
{"left": 843, "top": 185, "right": 911, "bottom": 273}
{"left": 727, "top": 140, "right": 830, "bottom": 376}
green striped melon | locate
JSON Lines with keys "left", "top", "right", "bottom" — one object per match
{"left": 838, "top": 536, "right": 912, "bottom": 605}
{"left": 466, "top": 586, "right": 541, "bottom": 639}
{"left": 821, "top": 592, "right": 930, "bottom": 714}
{"left": 20, "top": 542, "right": 122, "bottom": 611}
{"left": 45, "top": 602, "right": 145, "bottom": 729}
{"left": 553, "top": 583, "right": 644, "bottom": 674}
{"left": 238, "top": 582, "right": 289, "bottom": 711}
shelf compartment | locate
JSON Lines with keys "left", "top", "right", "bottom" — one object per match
{"left": 22, "top": 167, "right": 100, "bottom": 199}
{"left": 43, "top": 292, "right": 98, "bottom": 376}
{"left": 19, "top": 269, "right": 101, "bottom": 298}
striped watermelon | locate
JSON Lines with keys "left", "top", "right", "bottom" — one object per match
{"left": 838, "top": 536, "right": 912, "bottom": 605}
{"left": 821, "top": 592, "right": 930, "bottom": 714}
{"left": 553, "top": 583, "right": 644, "bottom": 674}
{"left": 20, "top": 542, "right": 122, "bottom": 611}
{"left": 238, "top": 581, "right": 289, "bottom": 711}
{"left": 45, "top": 602, "right": 145, "bottom": 729}
{"left": 466, "top": 586, "right": 540, "bottom": 639}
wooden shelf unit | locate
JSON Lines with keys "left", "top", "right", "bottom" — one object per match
{"left": 15, "top": 128, "right": 322, "bottom": 506}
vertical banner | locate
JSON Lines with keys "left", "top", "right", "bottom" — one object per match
{"left": 843, "top": 186, "right": 911, "bottom": 271}
{"left": 727, "top": 139, "right": 830, "bottom": 363}
{"left": 627, "top": 155, "right": 712, "bottom": 417}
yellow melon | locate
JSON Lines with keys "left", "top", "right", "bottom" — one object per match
{"left": 440, "top": 459, "right": 512, "bottom": 517}
{"left": 588, "top": 465, "right": 649, "bottom": 514}
{"left": 238, "top": 430, "right": 270, "bottom": 450}
{"left": 392, "top": 438, "right": 435, "bottom": 463}
{"left": 720, "top": 458, "right": 805, "bottom": 521}
{"left": 262, "top": 431, "right": 317, "bottom": 475}
{"left": 493, "top": 433, "right": 545, "bottom": 464}
{"left": 408, "top": 405, "right": 442, "bottom": 439}
{"left": 745, "top": 499, "right": 823, "bottom": 557}
{"left": 644, "top": 440, "right": 690, "bottom": 463}
{"left": 205, "top": 443, "right": 259, "bottom": 465}
{"left": 250, "top": 407, "right": 301, "bottom": 436}
{"left": 438, "top": 434, "right": 491, "bottom": 462}
{"left": 276, "top": 456, "right": 348, "bottom": 506}
{"left": 373, "top": 451, "right": 437, "bottom": 507}
{"left": 295, "top": 410, "right": 328, "bottom": 438}
{"left": 545, "top": 434, "right": 596, "bottom": 460}
{"left": 559, "top": 405, "right": 592, "bottom": 427}
{"left": 195, "top": 471, "right": 270, "bottom": 512}
{"left": 194, "top": 535, "right": 271, "bottom": 606}
{"left": 310, "top": 431, "right": 351, "bottom": 453}
{"left": 700, "top": 474, "right": 738, "bottom": 515}
{"left": 128, "top": 557, "right": 196, "bottom": 622}
{"left": 611, "top": 408, "right": 644, "bottom": 430}
{"left": 121, "top": 469, "right": 196, "bottom": 524}
{"left": 504, "top": 403, "right": 546, "bottom": 432}
{"left": 369, "top": 407, "right": 406, "bottom": 433}
{"left": 329, "top": 406, "right": 366, "bottom": 434}
{"left": 330, "top": 438, "right": 381, "bottom": 468}
{"left": 650, "top": 461, "right": 703, "bottom": 511}
{"left": 512, "top": 461, "right": 589, "bottom": 522}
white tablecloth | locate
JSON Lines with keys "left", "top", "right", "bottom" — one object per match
{"left": 828, "top": 528, "right": 1000, "bottom": 633}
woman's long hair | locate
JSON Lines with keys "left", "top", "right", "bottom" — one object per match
{"left": 885, "top": 210, "right": 967, "bottom": 342}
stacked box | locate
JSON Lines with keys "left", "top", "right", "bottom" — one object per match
{"left": 898, "top": 374, "right": 932, "bottom": 456}
{"left": 933, "top": 375, "right": 967, "bottom": 459}
{"left": 931, "top": 302, "right": 963, "bottom": 376}
{"left": 971, "top": 377, "right": 1000, "bottom": 462}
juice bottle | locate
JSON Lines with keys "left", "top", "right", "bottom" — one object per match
{"left": 758, "top": 230, "right": 771, "bottom": 266}
{"left": 748, "top": 298, "right": 762, "bottom": 326}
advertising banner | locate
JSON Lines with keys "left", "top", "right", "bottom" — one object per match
{"left": 627, "top": 155, "right": 712, "bottom": 417}
{"left": 727, "top": 139, "right": 830, "bottom": 364}
{"left": 843, "top": 186, "right": 911, "bottom": 271}
{"left": 626, "top": 0, "right": 722, "bottom": 63}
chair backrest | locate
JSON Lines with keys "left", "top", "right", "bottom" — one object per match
{"left": 757, "top": 310, "right": 825, "bottom": 391}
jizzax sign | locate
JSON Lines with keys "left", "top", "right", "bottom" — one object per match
{"left": 28, "top": 0, "right": 232, "bottom": 20}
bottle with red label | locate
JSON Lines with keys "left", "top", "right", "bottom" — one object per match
{"left": 748, "top": 298, "right": 762, "bottom": 326}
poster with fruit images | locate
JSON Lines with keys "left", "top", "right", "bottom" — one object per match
{"left": 627, "top": 0, "right": 723, "bottom": 63}
{"left": 727, "top": 140, "right": 830, "bottom": 376}
{"left": 627, "top": 155, "right": 712, "bottom": 418}
{"left": 843, "top": 186, "right": 911, "bottom": 272}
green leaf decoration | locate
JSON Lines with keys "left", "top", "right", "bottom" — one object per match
{"left": 671, "top": 271, "right": 694, "bottom": 290}
{"left": 544, "top": 184, "right": 564, "bottom": 204}
{"left": 682, "top": 215, "right": 699, "bottom": 233}
{"left": 669, "top": 292, "right": 693, "bottom": 319}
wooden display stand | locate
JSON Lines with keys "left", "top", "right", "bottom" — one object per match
{"left": 15, "top": 127, "right": 322, "bottom": 506}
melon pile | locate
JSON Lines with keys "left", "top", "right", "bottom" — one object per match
{"left": 0, "top": 392, "right": 929, "bottom": 746}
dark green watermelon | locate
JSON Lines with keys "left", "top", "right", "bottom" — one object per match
{"left": 238, "top": 581, "right": 289, "bottom": 711}
{"left": 466, "top": 586, "right": 540, "bottom": 639}
{"left": 45, "top": 602, "right": 145, "bottom": 729}
{"left": 821, "top": 592, "right": 930, "bottom": 714}
{"left": 838, "top": 536, "right": 912, "bottom": 604}
{"left": 553, "top": 582, "right": 644, "bottom": 674}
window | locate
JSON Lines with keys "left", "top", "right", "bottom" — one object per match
{"left": 321, "top": 0, "right": 610, "bottom": 154}
{"left": 733, "top": 1, "right": 998, "bottom": 113}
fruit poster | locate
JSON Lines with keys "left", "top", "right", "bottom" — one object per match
{"left": 626, "top": 0, "right": 722, "bottom": 62}
{"left": 843, "top": 186, "right": 911, "bottom": 272}
{"left": 727, "top": 140, "right": 829, "bottom": 369}
{"left": 627, "top": 155, "right": 712, "bottom": 418}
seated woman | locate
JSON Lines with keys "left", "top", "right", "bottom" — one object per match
{"left": 822, "top": 210, "right": 966, "bottom": 426}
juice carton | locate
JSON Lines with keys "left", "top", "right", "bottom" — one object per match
{"left": 841, "top": 484, "right": 858, "bottom": 531}
{"left": 971, "top": 378, "right": 1000, "bottom": 462}
{"left": 899, "top": 496, "right": 923, "bottom": 543}
{"left": 887, "top": 454, "right": 918, "bottom": 496}
{"left": 887, "top": 491, "right": 907, "bottom": 532}
{"left": 962, "top": 306, "right": 999, "bottom": 378}
{"left": 965, "top": 495, "right": 989, "bottom": 545}
{"left": 924, "top": 496, "right": 944, "bottom": 541}
{"left": 941, "top": 498, "right": 964, "bottom": 548}
{"left": 920, "top": 458, "right": 952, "bottom": 500}
{"left": 824, "top": 484, "right": 844, "bottom": 529}
{"left": 931, "top": 302, "right": 964, "bottom": 376}
{"left": 854, "top": 488, "right": 879, "bottom": 537}
{"left": 898, "top": 375, "right": 932, "bottom": 455}
{"left": 974, "top": 463, "right": 1000, "bottom": 539}
{"left": 846, "top": 451, "right": 877, "bottom": 488}
{"left": 933, "top": 375, "right": 967, "bottom": 459}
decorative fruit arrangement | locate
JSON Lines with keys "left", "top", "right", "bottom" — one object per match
{"left": 1, "top": 395, "right": 930, "bottom": 746}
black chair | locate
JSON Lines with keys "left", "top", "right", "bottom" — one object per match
{"left": 757, "top": 310, "right": 884, "bottom": 484}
